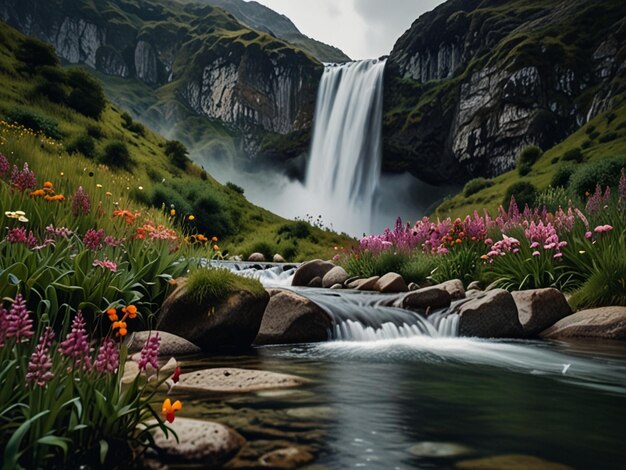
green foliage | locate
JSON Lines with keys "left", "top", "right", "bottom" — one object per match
{"left": 186, "top": 267, "right": 264, "bottom": 305}
{"left": 164, "top": 140, "right": 189, "bottom": 169}
{"left": 243, "top": 241, "right": 276, "bottom": 261}
{"left": 550, "top": 164, "right": 576, "bottom": 188}
{"left": 463, "top": 177, "right": 494, "bottom": 197}
{"left": 535, "top": 186, "right": 570, "bottom": 212}
{"left": 14, "top": 37, "right": 58, "bottom": 71}
{"left": 430, "top": 245, "right": 483, "bottom": 287}
{"left": 569, "top": 155, "right": 626, "bottom": 197}
{"left": 100, "top": 141, "right": 133, "bottom": 169}
{"left": 120, "top": 112, "right": 145, "bottom": 136}
{"left": 65, "top": 69, "right": 106, "bottom": 119}
{"left": 66, "top": 135, "right": 96, "bottom": 159}
{"left": 5, "top": 108, "right": 62, "bottom": 140}
{"left": 226, "top": 181, "right": 244, "bottom": 194}
{"left": 35, "top": 78, "right": 67, "bottom": 103}
{"left": 278, "top": 221, "right": 311, "bottom": 240}
{"left": 562, "top": 147, "right": 584, "bottom": 163}
{"left": 516, "top": 145, "right": 543, "bottom": 176}
{"left": 341, "top": 250, "right": 438, "bottom": 285}
{"left": 503, "top": 181, "right": 538, "bottom": 210}
{"left": 86, "top": 125, "right": 104, "bottom": 140}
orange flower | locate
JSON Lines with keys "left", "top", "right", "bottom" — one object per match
{"left": 161, "top": 399, "right": 182, "bottom": 423}
{"left": 43, "top": 181, "right": 53, "bottom": 189}
{"left": 30, "top": 189, "right": 45, "bottom": 197}
{"left": 211, "top": 236, "right": 218, "bottom": 242}
{"left": 107, "top": 308, "right": 118, "bottom": 322}
{"left": 170, "top": 209, "right": 176, "bottom": 216}
{"left": 123, "top": 305, "right": 138, "bottom": 319}
{"left": 113, "top": 209, "right": 138, "bottom": 224}
{"left": 44, "top": 194, "right": 65, "bottom": 202}
{"left": 213, "top": 245, "right": 219, "bottom": 251}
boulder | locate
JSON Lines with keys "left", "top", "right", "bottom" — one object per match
{"left": 156, "top": 281, "right": 270, "bottom": 351}
{"left": 511, "top": 288, "right": 572, "bottom": 336}
{"left": 273, "top": 254, "right": 286, "bottom": 263}
{"left": 350, "top": 276, "right": 380, "bottom": 291}
{"left": 467, "top": 281, "right": 483, "bottom": 291}
{"left": 438, "top": 279, "right": 466, "bottom": 300}
{"left": 126, "top": 330, "right": 201, "bottom": 356}
{"left": 540, "top": 306, "right": 626, "bottom": 340}
{"left": 255, "top": 290, "right": 332, "bottom": 345}
{"left": 457, "top": 289, "right": 524, "bottom": 338}
{"left": 291, "top": 259, "right": 335, "bottom": 287}
{"left": 330, "top": 283, "right": 343, "bottom": 290}
{"left": 177, "top": 368, "right": 306, "bottom": 393}
{"left": 307, "top": 276, "right": 322, "bottom": 288}
{"left": 248, "top": 252, "right": 266, "bottom": 262}
{"left": 374, "top": 272, "right": 408, "bottom": 293}
{"left": 258, "top": 447, "right": 314, "bottom": 469}
{"left": 455, "top": 454, "right": 572, "bottom": 469}
{"left": 151, "top": 417, "right": 244, "bottom": 466}
{"left": 408, "top": 282, "right": 420, "bottom": 291}
{"left": 322, "top": 266, "right": 350, "bottom": 288}
{"left": 402, "top": 286, "right": 451, "bottom": 310}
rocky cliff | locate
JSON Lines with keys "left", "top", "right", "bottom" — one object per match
{"left": 0, "top": 0, "right": 322, "bottom": 157}
{"left": 384, "top": 0, "right": 626, "bottom": 184}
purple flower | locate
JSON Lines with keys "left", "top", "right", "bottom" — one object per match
{"left": 71, "top": 186, "right": 91, "bottom": 217}
{"left": 137, "top": 333, "right": 160, "bottom": 372}
{"left": 92, "top": 258, "right": 117, "bottom": 273}
{"left": 45, "top": 225, "right": 73, "bottom": 239}
{"left": 94, "top": 338, "right": 119, "bottom": 374}
{"left": 6, "top": 294, "right": 34, "bottom": 341}
{"left": 59, "top": 312, "right": 92, "bottom": 370}
{"left": 9, "top": 162, "right": 36, "bottom": 192}
{"left": 104, "top": 235, "right": 123, "bottom": 247}
{"left": 0, "top": 153, "right": 9, "bottom": 177}
{"left": 83, "top": 228, "right": 105, "bottom": 251}
{"left": 6, "top": 227, "right": 38, "bottom": 249}
{"left": 594, "top": 224, "right": 613, "bottom": 234}
{"left": 26, "top": 327, "right": 55, "bottom": 387}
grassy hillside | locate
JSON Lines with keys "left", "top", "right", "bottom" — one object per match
{"left": 0, "top": 21, "right": 352, "bottom": 260}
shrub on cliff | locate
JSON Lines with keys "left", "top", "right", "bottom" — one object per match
{"left": 100, "top": 141, "right": 133, "bottom": 169}
{"left": 503, "top": 181, "right": 538, "bottom": 210}
{"left": 463, "top": 177, "right": 494, "bottom": 197}
{"left": 14, "top": 37, "right": 58, "bottom": 72}
{"left": 569, "top": 155, "right": 626, "bottom": 197}
{"left": 5, "top": 108, "right": 62, "bottom": 140}
{"left": 164, "top": 140, "right": 189, "bottom": 169}
{"left": 66, "top": 69, "right": 106, "bottom": 119}
{"left": 516, "top": 145, "right": 543, "bottom": 176}
{"left": 67, "top": 135, "right": 96, "bottom": 159}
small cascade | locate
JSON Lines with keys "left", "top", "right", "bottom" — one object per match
{"left": 305, "top": 59, "right": 386, "bottom": 235}
{"left": 208, "top": 261, "right": 297, "bottom": 287}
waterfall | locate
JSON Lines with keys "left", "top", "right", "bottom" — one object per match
{"left": 305, "top": 59, "right": 386, "bottom": 235}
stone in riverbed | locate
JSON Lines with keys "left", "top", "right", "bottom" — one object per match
{"left": 273, "top": 253, "right": 286, "bottom": 263}
{"left": 255, "top": 290, "right": 332, "bottom": 345}
{"left": 402, "top": 286, "right": 451, "bottom": 310}
{"left": 330, "top": 283, "right": 343, "bottom": 289}
{"left": 467, "top": 281, "right": 483, "bottom": 291}
{"left": 322, "top": 266, "right": 349, "bottom": 288}
{"left": 349, "top": 276, "right": 380, "bottom": 291}
{"left": 455, "top": 454, "right": 572, "bottom": 469}
{"left": 126, "top": 330, "right": 201, "bottom": 356}
{"left": 292, "top": 259, "right": 335, "bottom": 286}
{"left": 307, "top": 276, "right": 323, "bottom": 288}
{"left": 177, "top": 368, "right": 306, "bottom": 393}
{"left": 408, "top": 282, "right": 420, "bottom": 291}
{"left": 511, "top": 288, "right": 572, "bottom": 336}
{"left": 374, "top": 272, "right": 408, "bottom": 293}
{"left": 540, "top": 306, "right": 626, "bottom": 340}
{"left": 438, "top": 279, "right": 466, "bottom": 300}
{"left": 248, "top": 252, "right": 266, "bottom": 262}
{"left": 151, "top": 417, "right": 244, "bottom": 467}
{"left": 408, "top": 441, "right": 474, "bottom": 458}
{"left": 156, "top": 279, "right": 269, "bottom": 351}
{"left": 258, "top": 446, "right": 314, "bottom": 469}
{"left": 458, "top": 289, "right": 524, "bottom": 338}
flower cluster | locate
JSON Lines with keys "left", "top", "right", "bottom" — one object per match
{"left": 71, "top": 186, "right": 91, "bottom": 217}
{"left": 6, "top": 227, "right": 38, "bottom": 249}
{"left": 482, "top": 235, "right": 520, "bottom": 262}
{"left": 59, "top": 312, "right": 92, "bottom": 370}
{"left": 10, "top": 162, "right": 36, "bottom": 192}
{"left": 107, "top": 305, "right": 138, "bottom": 337}
{"left": 45, "top": 224, "right": 73, "bottom": 239}
{"left": 30, "top": 181, "right": 65, "bottom": 202}
{"left": 525, "top": 221, "right": 567, "bottom": 259}
{"left": 137, "top": 333, "right": 160, "bottom": 372}
{"left": 93, "top": 258, "right": 118, "bottom": 273}
{"left": 83, "top": 228, "right": 105, "bottom": 250}
{"left": 5, "top": 293, "right": 34, "bottom": 342}
{"left": 113, "top": 209, "right": 140, "bottom": 225}
{"left": 26, "top": 327, "right": 55, "bottom": 387}
{"left": 94, "top": 338, "right": 120, "bottom": 374}
{"left": 0, "top": 152, "right": 9, "bottom": 177}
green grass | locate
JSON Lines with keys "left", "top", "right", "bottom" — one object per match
{"left": 186, "top": 267, "right": 265, "bottom": 306}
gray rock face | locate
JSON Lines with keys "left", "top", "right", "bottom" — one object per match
{"left": 125, "top": 330, "right": 201, "bottom": 356}
{"left": 322, "top": 266, "right": 349, "bottom": 288}
{"left": 457, "top": 289, "right": 524, "bottom": 338}
{"left": 177, "top": 367, "right": 306, "bottom": 393}
{"left": 255, "top": 290, "right": 332, "bottom": 345}
{"left": 134, "top": 40, "right": 158, "bottom": 84}
{"left": 156, "top": 280, "right": 270, "bottom": 351}
{"left": 403, "top": 286, "right": 451, "bottom": 310}
{"left": 541, "top": 306, "right": 626, "bottom": 340}
{"left": 511, "top": 288, "right": 572, "bottom": 337}
{"left": 374, "top": 272, "right": 408, "bottom": 293}
{"left": 292, "top": 259, "right": 335, "bottom": 287}
{"left": 151, "top": 417, "right": 245, "bottom": 466}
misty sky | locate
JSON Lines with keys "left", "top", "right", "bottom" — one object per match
{"left": 248, "top": 0, "right": 445, "bottom": 60}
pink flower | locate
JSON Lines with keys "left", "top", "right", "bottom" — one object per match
{"left": 6, "top": 293, "right": 34, "bottom": 341}
{"left": 26, "top": 327, "right": 55, "bottom": 387}
{"left": 553, "top": 253, "right": 563, "bottom": 259}
{"left": 484, "top": 238, "right": 493, "bottom": 245}
{"left": 0, "top": 153, "right": 9, "bottom": 177}
{"left": 45, "top": 225, "right": 73, "bottom": 239}
{"left": 594, "top": 225, "right": 613, "bottom": 233}
{"left": 10, "top": 162, "right": 36, "bottom": 191}
{"left": 83, "top": 228, "right": 105, "bottom": 251}
{"left": 92, "top": 258, "right": 117, "bottom": 273}
{"left": 585, "top": 231, "right": 592, "bottom": 239}
{"left": 137, "top": 333, "right": 160, "bottom": 372}
{"left": 59, "top": 312, "right": 91, "bottom": 370}
{"left": 94, "top": 338, "right": 119, "bottom": 374}
{"left": 532, "top": 251, "right": 541, "bottom": 257}
{"left": 71, "top": 186, "right": 91, "bottom": 217}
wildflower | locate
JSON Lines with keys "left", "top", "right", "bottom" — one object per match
{"left": 83, "top": 228, "right": 105, "bottom": 250}
{"left": 212, "top": 236, "right": 218, "bottom": 242}
{"left": 10, "top": 162, "right": 37, "bottom": 191}
{"left": 170, "top": 209, "right": 176, "bottom": 216}
{"left": 112, "top": 209, "right": 138, "bottom": 224}
{"left": 94, "top": 338, "right": 120, "bottom": 374}
{"left": 137, "top": 333, "right": 160, "bottom": 372}
{"left": 112, "top": 321, "right": 128, "bottom": 337}
{"left": 532, "top": 251, "right": 540, "bottom": 256}
{"left": 107, "top": 308, "right": 118, "bottom": 322}
{"left": 43, "top": 181, "right": 53, "bottom": 189}
{"left": 213, "top": 244, "right": 219, "bottom": 251}
{"left": 171, "top": 366, "right": 181, "bottom": 383}
{"left": 0, "top": 307, "right": 8, "bottom": 347}
{"left": 6, "top": 227, "right": 38, "bottom": 248}
{"left": 161, "top": 398, "right": 182, "bottom": 423}
{"left": 96, "top": 184, "right": 103, "bottom": 188}
{"left": 93, "top": 258, "right": 117, "bottom": 273}
{"left": 26, "top": 327, "right": 55, "bottom": 387}
{"left": 553, "top": 253, "right": 563, "bottom": 259}
{"left": 594, "top": 224, "right": 613, "bottom": 233}
{"left": 188, "top": 215, "right": 195, "bottom": 221}
{"left": 71, "top": 186, "right": 91, "bottom": 217}
{"left": 122, "top": 305, "right": 138, "bottom": 319}
{"left": 0, "top": 153, "right": 9, "bottom": 177}
{"left": 46, "top": 225, "right": 73, "bottom": 238}
{"left": 59, "top": 312, "right": 91, "bottom": 370}
{"left": 30, "top": 189, "right": 45, "bottom": 197}
{"left": 6, "top": 294, "right": 34, "bottom": 341}
{"left": 105, "top": 191, "right": 112, "bottom": 197}
{"left": 138, "top": 186, "right": 143, "bottom": 191}
{"left": 585, "top": 231, "right": 593, "bottom": 239}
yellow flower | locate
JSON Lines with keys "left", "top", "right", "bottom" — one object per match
{"left": 161, "top": 399, "right": 182, "bottom": 423}
{"left": 170, "top": 209, "right": 176, "bottom": 216}
{"left": 96, "top": 184, "right": 103, "bottom": 188}
{"left": 188, "top": 215, "right": 195, "bottom": 221}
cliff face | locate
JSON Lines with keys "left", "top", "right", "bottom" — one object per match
{"left": 0, "top": 0, "right": 322, "bottom": 156}
{"left": 384, "top": 0, "right": 626, "bottom": 184}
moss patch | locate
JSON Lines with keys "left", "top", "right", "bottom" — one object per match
{"left": 186, "top": 268, "right": 265, "bottom": 307}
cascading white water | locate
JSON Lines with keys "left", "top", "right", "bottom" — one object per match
{"left": 305, "top": 59, "right": 386, "bottom": 235}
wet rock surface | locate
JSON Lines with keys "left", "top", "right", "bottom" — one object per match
{"left": 177, "top": 368, "right": 307, "bottom": 393}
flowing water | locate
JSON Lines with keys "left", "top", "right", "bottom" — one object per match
{"left": 182, "top": 264, "right": 626, "bottom": 468}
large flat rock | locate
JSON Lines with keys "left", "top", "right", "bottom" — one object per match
{"left": 126, "top": 330, "right": 201, "bottom": 356}
{"left": 541, "top": 306, "right": 626, "bottom": 340}
{"left": 177, "top": 368, "right": 307, "bottom": 393}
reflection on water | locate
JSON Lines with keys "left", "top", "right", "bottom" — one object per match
{"left": 177, "top": 339, "right": 626, "bottom": 469}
